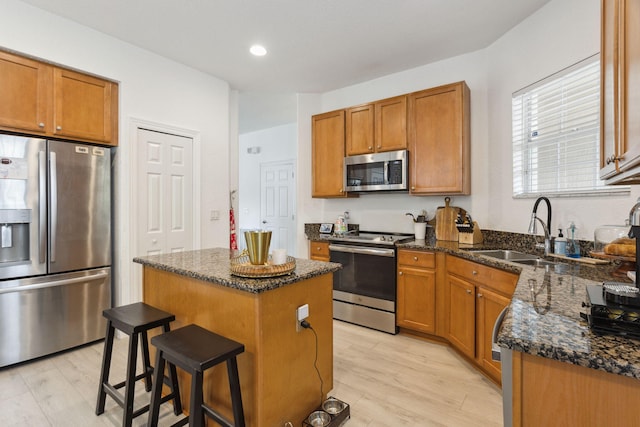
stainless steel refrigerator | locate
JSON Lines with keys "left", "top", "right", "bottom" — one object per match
{"left": 0, "top": 134, "right": 111, "bottom": 368}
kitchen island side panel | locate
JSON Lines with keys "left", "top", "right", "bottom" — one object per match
{"left": 142, "top": 265, "right": 333, "bottom": 426}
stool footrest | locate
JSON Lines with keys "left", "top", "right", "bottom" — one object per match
{"left": 169, "top": 416, "right": 190, "bottom": 427}
{"left": 102, "top": 383, "right": 125, "bottom": 408}
{"left": 202, "top": 403, "right": 234, "bottom": 427}
{"left": 111, "top": 367, "right": 154, "bottom": 390}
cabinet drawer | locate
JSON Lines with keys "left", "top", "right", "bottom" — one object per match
{"left": 398, "top": 249, "right": 435, "bottom": 269}
{"left": 446, "top": 255, "right": 517, "bottom": 296}
{"left": 309, "top": 241, "right": 330, "bottom": 259}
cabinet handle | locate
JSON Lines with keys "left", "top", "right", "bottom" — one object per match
{"left": 56, "top": 125, "right": 62, "bottom": 131}
{"left": 606, "top": 155, "right": 624, "bottom": 165}
{"left": 472, "top": 270, "right": 478, "bottom": 275}
{"left": 38, "top": 122, "right": 45, "bottom": 128}
{"left": 466, "top": 289, "right": 472, "bottom": 294}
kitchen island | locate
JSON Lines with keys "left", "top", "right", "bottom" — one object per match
{"left": 133, "top": 248, "right": 341, "bottom": 426}
{"left": 398, "top": 237, "right": 640, "bottom": 426}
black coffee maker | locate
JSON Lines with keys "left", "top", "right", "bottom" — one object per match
{"left": 581, "top": 199, "right": 640, "bottom": 338}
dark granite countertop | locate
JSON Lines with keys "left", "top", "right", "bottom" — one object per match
{"left": 397, "top": 237, "right": 640, "bottom": 380}
{"left": 133, "top": 248, "right": 341, "bottom": 294}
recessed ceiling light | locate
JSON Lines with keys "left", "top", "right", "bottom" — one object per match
{"left": 250, "top": 45, "right": 267, "bottom": 57}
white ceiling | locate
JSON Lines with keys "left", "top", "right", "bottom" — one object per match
{"left": 18, "top": 0, "right": 551, "bottom": 133}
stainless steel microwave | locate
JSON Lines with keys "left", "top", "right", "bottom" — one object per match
{"left": 344, "top": 149, "right": 408, "bottom": 192}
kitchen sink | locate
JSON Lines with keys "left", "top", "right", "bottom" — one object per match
{"left": 512, "top": 259, "right": 557, "bottom": 267}
{"left": 472, "top": 250, "right": 539, "bottom": 261}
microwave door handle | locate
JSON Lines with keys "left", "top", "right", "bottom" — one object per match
{"left": 383, "top": 160, "right": 389, "bottom": 184}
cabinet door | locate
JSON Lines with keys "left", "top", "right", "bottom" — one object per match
{"left": 601, "top": 0, "right": 640, "bottom": 182}
{"left": 309, "top": 241, "right": 330, "bottom": 261}
{"left": 397, "top": 266, "right": 436, "bottom": 333}
{"left": 408, "top": 82, "right": 470, "bottom": 194}
{"left": 346, "top": 104, "right": 374, "bottom": 155}
{"left": 0, "top": 51, "right": 52, "bottom": 134}
{"left": 375, "top": 95, "right": 407, "bottom": 152}
{"left": 476, "top": 286, "right": 510, "bottom": 383}
{"left": 312, "top": 110, "right": 347, "bottom": 197}
{"left": 446, "top": 273, "right": 475, "bottom": 358}
{"left": 53, "top": 68, "right": 116, "bottom": 144}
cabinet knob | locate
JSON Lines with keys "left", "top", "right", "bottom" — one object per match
{"left": 368, "top": 146, "right": 373, "bottom": 150}
{"left": 466, "top": 289, "right": 472, "bottom": 294}
{"left": 377, "top": 145, "right": 381, "bottom": 149}
{"left": 56, "top": 125, "right": 62, "bottom": 131}
{"left": 477, "top": 293, "right": 483, "bottom": 298}
{"left": 399, "top": 271, "right": 403, "bottom": 276}
{"left": 38, "top": 122, "right": 45, "bottom": 128}
{"left": 472, "top": 270, "right": 478, "bottom": 275}
{"left": 413, "top": 256, "right": 418, "bottom": 261}
{"left": 316, "top": 247, "right": 321, "bottom": 251}
{"left": 152, "top": 239, "right": 157, "bottom": 244}
{"left": 339, "top": 188, "right": 343, "bottom": 193}
{"left": 411, "top": 186, "right": 415, "bottom": 190}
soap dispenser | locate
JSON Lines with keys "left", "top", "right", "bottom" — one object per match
{"left": 566, "top": 222, "right": 581, "bottom": 258}
{"left": 554, "top": 228, "right": 567, "bottom": 256}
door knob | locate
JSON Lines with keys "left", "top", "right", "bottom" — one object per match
{"left": 262, "top": 220, "right": 267, "bottom": 224}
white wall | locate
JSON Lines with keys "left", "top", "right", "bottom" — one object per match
{"left": 297, "top": 0, "right": 635, "bottom": 244}
{"left": 1, "top": 0, "right": 231, "bottom": 305}
{"left": 485, "top": 0, "right": 636, "bottom": 239}
{"left": 238, "top": 123, "right": 297, "bottom": 230}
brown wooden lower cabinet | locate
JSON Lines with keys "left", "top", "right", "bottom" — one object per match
{"left": 397, "top": 250, "right": 436, "bottom": 334}
{"left": 309, "top": 240, "right": 330, "bottom": 261}
{"left": 396, "top": 250, "right": 518, "bottom": 383}
{"left": 512, "top": 351, "right": 640, "bottom": 426}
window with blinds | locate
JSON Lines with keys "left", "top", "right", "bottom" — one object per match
{"left": 512, "top": 54, "right": 627, "bottom": 197}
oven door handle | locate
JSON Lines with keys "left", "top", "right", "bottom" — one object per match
{"left": 329, "top": 244, "right": 395, "bottom": 257}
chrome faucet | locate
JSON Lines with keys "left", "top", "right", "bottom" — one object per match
{"left": 528, "top": 196, "right": 552, "bottom": 256}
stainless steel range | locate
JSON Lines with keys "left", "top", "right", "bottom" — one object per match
{"left": 329, "top": 231, "right": 413, "bottom": 334}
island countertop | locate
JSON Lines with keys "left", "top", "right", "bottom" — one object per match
{"left": 397, "top": 238, "right": 640, "bottom": 381}
{"left": 133, "top": 247, "right": 341, "bottom": 293}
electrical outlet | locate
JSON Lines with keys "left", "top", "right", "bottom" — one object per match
{"left": 296, "top": 304, "right": 309, "bottom": 332}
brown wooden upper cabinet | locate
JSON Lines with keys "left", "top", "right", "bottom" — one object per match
{"left": 312, "top": 109, "right": 349, "bottom": 197}
{"left": 346, "top": 95, "right": 407, "bottom": 156}
{"left": 53, "top": 68, "right": 117, "bottom": 145}
{"left": 0, "top": 51, "right": 52, "bottom": 135}
{"left": 408, "top": 81, "right": 470, "bottom": 195}
{"left": 0, "top": 50, "right": 118, "bottom": 146}
{"left": 600, "top": 0, "right": 640, "bottom": 184}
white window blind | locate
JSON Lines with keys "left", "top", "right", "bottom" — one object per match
{"left": 512, "top": 55, "right": 627, "bottom": 197}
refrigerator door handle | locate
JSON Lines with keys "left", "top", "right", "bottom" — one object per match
{"left": 50, "top": 151, "right": 57, "bottom": 263}
{"left": 38, "top": 151, "right": 47, "bottom": 264}
{"left": 0, "top": 270, "right": 109, "bottom": 295}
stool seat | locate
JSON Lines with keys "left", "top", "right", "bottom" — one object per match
{"left": 96, "top": 302, "right": 182, "bottom": 427}
{"left": 148, "top": 324, "right": 245, "bottom": 427}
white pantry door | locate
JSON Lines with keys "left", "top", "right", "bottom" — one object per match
{"left": 260, "top": 161, "right": 295, "bottom": 254}
{"left": 137, "top": 128, "right": 194, "bottom": 256}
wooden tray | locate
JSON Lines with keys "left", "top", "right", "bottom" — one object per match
{"left": 589, "top": 251, "right": 635, "bottom": 278}
{"left": 230, "top": 255, "right": 296, "bottom": 278}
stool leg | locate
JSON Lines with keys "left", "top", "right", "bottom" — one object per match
{"left": 141, "top": 330, "right": 153, "bottom": 392}
{"left": 147, "top": 349, "right": 166, "bottom": 427}
{"left": 123, "top": 332, "right": 139, "bottom": 427}
{"left": 96, "top": 320, "right": 115, "bottom": 415}
{"left": 227, "top": 357, "right": 245, "bottom": 427}
{"left": 161, "top": 322, "right": 183, "bottom": 415}
{"left": 189, "top": 370, "right": 205, "bottom": 427}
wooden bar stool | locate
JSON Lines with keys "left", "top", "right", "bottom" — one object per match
{"left": 148, "top": 324, "right": 245, "bottom": 427}
{"left": 96, "top": 302, "right": 182, "bottom": 427}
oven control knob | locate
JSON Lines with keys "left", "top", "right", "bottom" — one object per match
{"left": 380, "top": 236, "right": 386, "bottom": 241}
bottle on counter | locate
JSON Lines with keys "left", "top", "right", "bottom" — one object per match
{"left": 566, "top": 222, "right": 581, "bottom": 258}
{"left": 554, "top": 228, "right": 567, "bottom": 256}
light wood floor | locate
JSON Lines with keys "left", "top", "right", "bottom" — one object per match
{"left": 0, "top": 320, "right": 503, "bottom": 426}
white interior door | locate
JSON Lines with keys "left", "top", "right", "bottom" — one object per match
{"left": 137, "top": 128, "right": 194, "bottom": 256}
{"left": 260, "top": 161, "right": 295, "bottom": 254}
